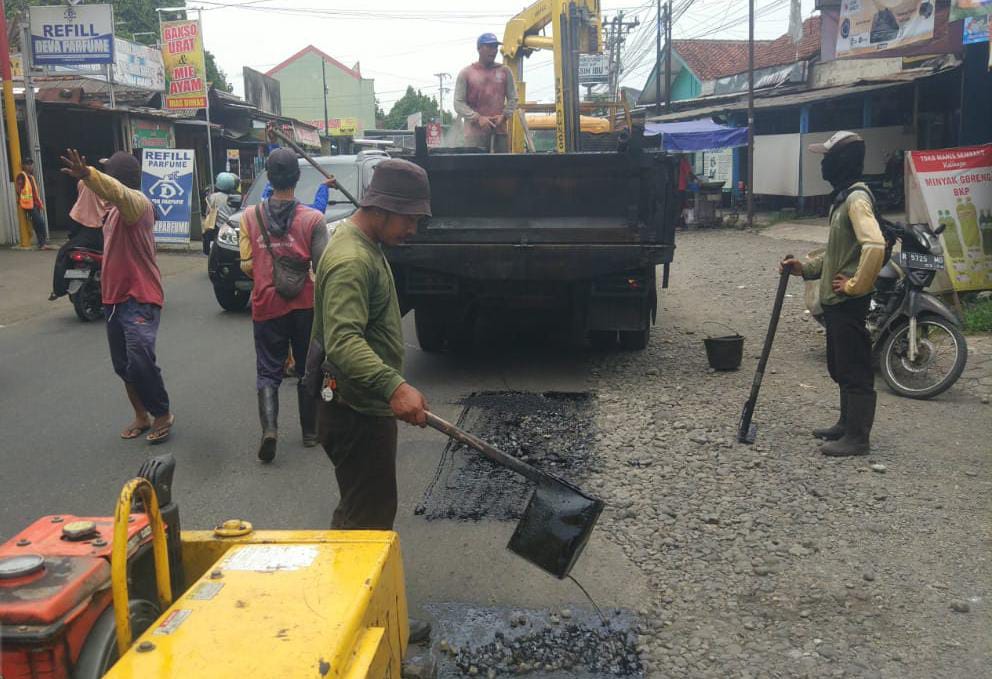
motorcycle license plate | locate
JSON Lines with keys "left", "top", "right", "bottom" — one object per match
{"left": 904, "top": 253, "right": 943, "bottom": 271}
{"left": 65, "top": 269, "right": 91, "bottom": 279}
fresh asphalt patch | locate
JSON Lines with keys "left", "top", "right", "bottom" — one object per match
{"left": 425, "top": 603, "right": 643, "bottom": 678}
{"left": 417, "top": 391, "right": 597, "bottom": 521}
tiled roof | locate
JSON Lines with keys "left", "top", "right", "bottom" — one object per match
{"left": 674, "top": 16, "right": 821, "bottom": 81}
{"left": 265, "top": 45, "right": 363, "bottom": 80}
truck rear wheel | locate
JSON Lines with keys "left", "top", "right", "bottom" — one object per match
{"left": 415, "top": 307, "right": 446, "bottom": 353}
{"left": 619, "top": 327, "right": 650, "bottom": 350}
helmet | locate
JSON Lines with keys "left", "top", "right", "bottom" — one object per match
{"left": 215, "top": 172, "right": 238, "bottom": 192}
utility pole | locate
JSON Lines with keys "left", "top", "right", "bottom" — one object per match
{"left": 747, "top": 0, "right": 755, "bottom": 228}
{"left": 20, "top": 20, "right": 46, "bottom": 233}
{"left": 665, "top": 0, "right": 672, "bottom": 112}
{"left": 321, "top": 58, "right": 329, "bottom": 136}
{"left": 433, "top": 72, "right": 450, "bottom": 122}
{"left": 0, "top": 0, "right": 31, "bottom": 247}
{"left": 654, "top": 0, "right": 662, "bottom": 114}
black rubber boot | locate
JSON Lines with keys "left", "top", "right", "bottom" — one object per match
{"left": 257, "top": 386, "right": 279, "bottom": 463}
{"left": 297, "top": 383, "right": 318, "bottom": 448}
{"left": 821, "top": 392, "right": 875, "bottom": 457}
{"left": 813, "top": 391, "right": 848, "bottom": 441}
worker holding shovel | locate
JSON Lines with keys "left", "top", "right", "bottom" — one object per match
{"left": 781, "top": 131, "right": 885, "bottom": 457}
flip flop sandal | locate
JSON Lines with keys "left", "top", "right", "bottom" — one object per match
{"left": 121, "top": 423, "right": 151, "bottom": 440}
{"left": 146, "top": 416, "right": 175, "bottom": 445}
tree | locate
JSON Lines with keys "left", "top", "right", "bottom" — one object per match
{"left": 382, "top": 86, "right": 451, "bottom": 130}
{"left": 204, "top": 50, "right": 232, "bottom": 92}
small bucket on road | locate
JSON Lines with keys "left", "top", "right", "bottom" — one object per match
{"left": 702, "top": 322, "right": 744, "bottom": 371}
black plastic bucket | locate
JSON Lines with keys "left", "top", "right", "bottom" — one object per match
{"left": 704, "top": 333, "right": 744, "bottom": 371}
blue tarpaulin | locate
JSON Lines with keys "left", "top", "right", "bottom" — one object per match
{"left": 644, "top": 119, "right": 748, "bottom": 152}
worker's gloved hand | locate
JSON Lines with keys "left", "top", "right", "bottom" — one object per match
{"left": 780, "top": 258, "right": 803, "bottom": 277}
{"left": 390, "top": 383, "right": 429, "bottom": 427}
{"left": 322, "top": 176, "right": 338, "bottom": 189}
{"left": 476, "top": 115, "right": 497, "bottom": 130}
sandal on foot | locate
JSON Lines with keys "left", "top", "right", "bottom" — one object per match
{"left": 146, "top": 415, "right": 175, "bottom": 445}
{"left": 120, "top": 423, "right": 151, "bottom": 439}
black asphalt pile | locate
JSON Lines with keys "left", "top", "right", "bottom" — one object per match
{"left": 426, "top": 604, "right": 643, "bottom": 678}
{"left": 418, "top": 391, "right": 596, "bottom": 521}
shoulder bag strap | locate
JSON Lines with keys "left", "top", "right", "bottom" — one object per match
{"left": 254, "top": 203, "right": 272, "bottom": 251}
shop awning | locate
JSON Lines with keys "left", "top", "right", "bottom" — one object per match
{"left": 644, "top": 119, "right": 748, "bottom": 151}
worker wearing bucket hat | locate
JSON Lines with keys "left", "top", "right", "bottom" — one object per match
{"left": 781, "top": 131, "right": 885, "bottom": 456}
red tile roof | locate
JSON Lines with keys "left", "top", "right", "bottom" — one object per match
{"left": 674, "top": 16, "right": 821, "bottom": 81}
{"left": 265, "top": 45, "right": 363, "bottom": 80}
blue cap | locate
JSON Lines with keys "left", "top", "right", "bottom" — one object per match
{"left": 477, "top": 32, "right": 501, "bottom": 48}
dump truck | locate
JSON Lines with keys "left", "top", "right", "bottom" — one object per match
{"left": 389, "top": 127, "right": 679, "bottom": 351}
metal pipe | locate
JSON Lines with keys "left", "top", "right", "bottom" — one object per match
{"left": 322, "top": 58, "right": 329, "bottom": 138}
{"left": 665, "top": 0, "right": 672, "bottom": 112}
{"left": 655, "top": 0, "right": 661, "bottom": 115}
{"left": 746, "top": 0, "right": 755, "bottom": 228}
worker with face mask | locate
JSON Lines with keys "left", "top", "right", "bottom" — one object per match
{"left": 781, "top": 131, "right": 886, "bottom": 457}
{"left": 453, "top": 33, "right": 519, "bottom": 153}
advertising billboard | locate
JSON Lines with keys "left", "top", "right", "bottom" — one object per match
{"left": 29, "top": 4, "right": 114, "bottom": 66}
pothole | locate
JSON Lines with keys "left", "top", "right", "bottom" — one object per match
{"left": 417, "top": 391, "right": 597, "bottom": 521}
{"left": 425, "top": 603, "right": 643, "bottom": 678}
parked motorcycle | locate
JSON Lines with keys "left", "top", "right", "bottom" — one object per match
{"left": 807, "top": 220, "right": 968, "bottom": 399}
{"left": 63, "top": 247, "right": 103, "bottom": 322}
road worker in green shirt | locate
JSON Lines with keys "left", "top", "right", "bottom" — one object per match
{"left": 312, "top": 159, "right": 431, "bottom": 532}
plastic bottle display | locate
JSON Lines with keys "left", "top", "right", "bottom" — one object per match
{"left": 955, "top": 197, "right": 981, "bottom": 250}
{"left": 981, "top": 209, "right": 992, "bottom": 255}
{"left": 939, "top": 210, "right": 964, "bottom": 259}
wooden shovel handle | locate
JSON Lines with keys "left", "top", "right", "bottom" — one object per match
{"left": 267, "top": 125, "right": 360, "bottom": 207}
{"left": 424, "top": 412, "right": 542, "bottom": 484}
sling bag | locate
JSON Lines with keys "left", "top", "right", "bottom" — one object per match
{"left": 254, "top": 203, "right": 309, "bottom": 299}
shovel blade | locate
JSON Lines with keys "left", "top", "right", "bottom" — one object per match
{"left": 506, "top": 477, "right": 604, "bottom": 579}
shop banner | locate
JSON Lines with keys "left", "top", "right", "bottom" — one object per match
{"left": 29, "top": 4, "right": 114, "bottom": 66}
{"left": 161, "top": 20, "right": 207, "bottom": 110}
{"left": 905, "top": 145, "right": 992, "bottom": 292}
{"left": 963, "top": 15, "right": 990, "bottom": 43}
{"left": 142, "top": 149, "right": 195, "bottom": 244}
{"left": 114, "top": 38, "right": 165, "bottom": 91}
{"left": 835, "top": 0, "right": 935, "bottom": 58}
{"left": 951, "top": 0, "right": 992, "bottom": 21}
{"left": 320, "top": 117, "right": 360, "bottom": 137}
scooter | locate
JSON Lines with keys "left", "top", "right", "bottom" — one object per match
{"left": 807, "top": 220, "right": 968, "bottom": 399}
{"left": 64, "top": 247, "right": 103, "bottom": 322}
{"left": 869, "top": 220, "right": 967, "bottom": 399}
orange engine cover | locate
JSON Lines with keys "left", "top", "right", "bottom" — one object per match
{"left": 0, "top": 515, "right": 153, "bottom": 679}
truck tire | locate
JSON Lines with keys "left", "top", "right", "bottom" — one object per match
{"left": 619, "top": 327, "right": 650, "bottom": 351}
{"left": 214, "top": 285, "right": 249, "bottom": 312}
{"left": 415, "top": 307, "right": 446, "bottom": 353}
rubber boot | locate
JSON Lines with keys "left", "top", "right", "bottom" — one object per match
{"left": 257, "top": 386, "right": 279, "bottom": 463}
{"left": 821, "top": 392, "right": 875, "bottom": 457}
{"left": 297, "top": 383, "right": 318, "bottom": 448}
{"left": 812, "top": 391, "right": 848, "bottom": 441}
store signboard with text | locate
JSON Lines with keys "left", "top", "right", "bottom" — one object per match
{"left": 835, "top": 0, "right": 935, "bottom": 58}
{"left": 905, "top": 145, "right": 992, "bottom": 292}
{"left": 29, "top": 4, "right": 114, "bottom": 66}
{"left": 142, "top": 149, "right": 195, "bottom": 244}
{"left": 161, "top": 19, "right": 207, "bottom": 110}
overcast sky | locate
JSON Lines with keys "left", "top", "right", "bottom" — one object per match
{"left": 193, "top": 0, "right": 819, "bottom": 113}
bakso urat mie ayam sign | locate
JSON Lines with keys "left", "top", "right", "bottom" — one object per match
{"left": 161, "top": 19, "right": 207, "bottom": 110}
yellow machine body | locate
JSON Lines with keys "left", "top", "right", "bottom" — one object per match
{"left": 105, "top": 530, "right": 408, "bottom": 679}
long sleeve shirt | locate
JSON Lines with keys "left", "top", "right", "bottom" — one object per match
{"left": 803, "top": 183, "right": 886, "bottom": 307}
{"left": 312, "top": 220, "right": 405, "bottom": 416}
{"left": 261, "top": 182, "right": 330, "bottom": 214}
{"left": 82, "top": 167, "right": 163, "bottom": 307}
{"left": 238, "top": 201, "right": 329, "bottom": 281}
{"left": 454, "top": 62, "right": 518, "bottom": 136}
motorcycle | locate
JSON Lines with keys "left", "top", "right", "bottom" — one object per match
{"left": 64, "top": 247, "right": 103, "bottom": 322}
{"left": 808, "top": 220, "right": 968, "bottom": 399}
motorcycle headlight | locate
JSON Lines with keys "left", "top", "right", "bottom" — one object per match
{"left": 217, "top": 223, "right": 239, "bottom": 247}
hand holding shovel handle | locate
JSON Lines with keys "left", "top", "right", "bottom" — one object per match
{"left": 266, "top": 124, "right": 360, "bottom": 208}
{"left": 738, "top": 254, "right": 793, "bottom": 444}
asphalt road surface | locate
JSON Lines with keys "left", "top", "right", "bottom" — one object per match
{"left": 0, "top": 256, "right": 646, "bottom": 623}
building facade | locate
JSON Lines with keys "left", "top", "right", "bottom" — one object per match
{"left": 266, "top": 46, "right": 376, "bottom": 138}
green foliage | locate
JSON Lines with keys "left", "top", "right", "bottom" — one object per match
{"left": 382, "top": 86, "right": 451, "bottom": 129}
{"left": 204, "top": 50, "right": 232, "bottom": 92}
{"left": 963, "top": 297, "right": 992, "bottom": 333}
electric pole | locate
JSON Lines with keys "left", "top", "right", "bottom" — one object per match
{"left": 747, "top": 0, "right": 755, "bottom": 228}
{"left": 655, "top": 0, "right": 662, "bottom": 114}
{"left": 433, "top": 72, "right": 450, "bottom": 122}
{"left": 322, "top": 58, "right": 329, "bottom": 136}
{"left": 665, "top": 0, "right": 672, "bottom": 112}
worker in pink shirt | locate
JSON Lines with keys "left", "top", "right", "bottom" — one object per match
{"left": 50, "top": 179, "right": 109, "bottom": 300}
{"left": 61, "top": 149, "right": 175, "bottom": 444}
{"left": 453, "top": 33, "right": 519, "bottom": 153}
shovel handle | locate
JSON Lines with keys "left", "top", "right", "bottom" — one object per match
{"left": 424, "top": 412, "right": 543, "bottom": 484}
{"left": 267, "top": 126, "right": 360, "bottom": 208}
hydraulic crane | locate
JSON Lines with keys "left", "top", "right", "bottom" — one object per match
{"left": 501, "top": 0, "right": 602, "bottom": 153}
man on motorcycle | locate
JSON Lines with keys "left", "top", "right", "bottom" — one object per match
{"left": 202, "top": 172, "right": 240, "bottom": 255}
{"left": 49, "top": 179, "right": 109, "bottom": 300}
{"left": 781, "top": 131, "right": 885, "bottom": 456}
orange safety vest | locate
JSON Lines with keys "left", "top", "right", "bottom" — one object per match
{"left": 18, "top": 172, "right": 40, "bottom": 210}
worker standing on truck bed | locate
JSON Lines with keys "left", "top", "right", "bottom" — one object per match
{"left": 453, "top": 32, "right": 519, "bottom": 153}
